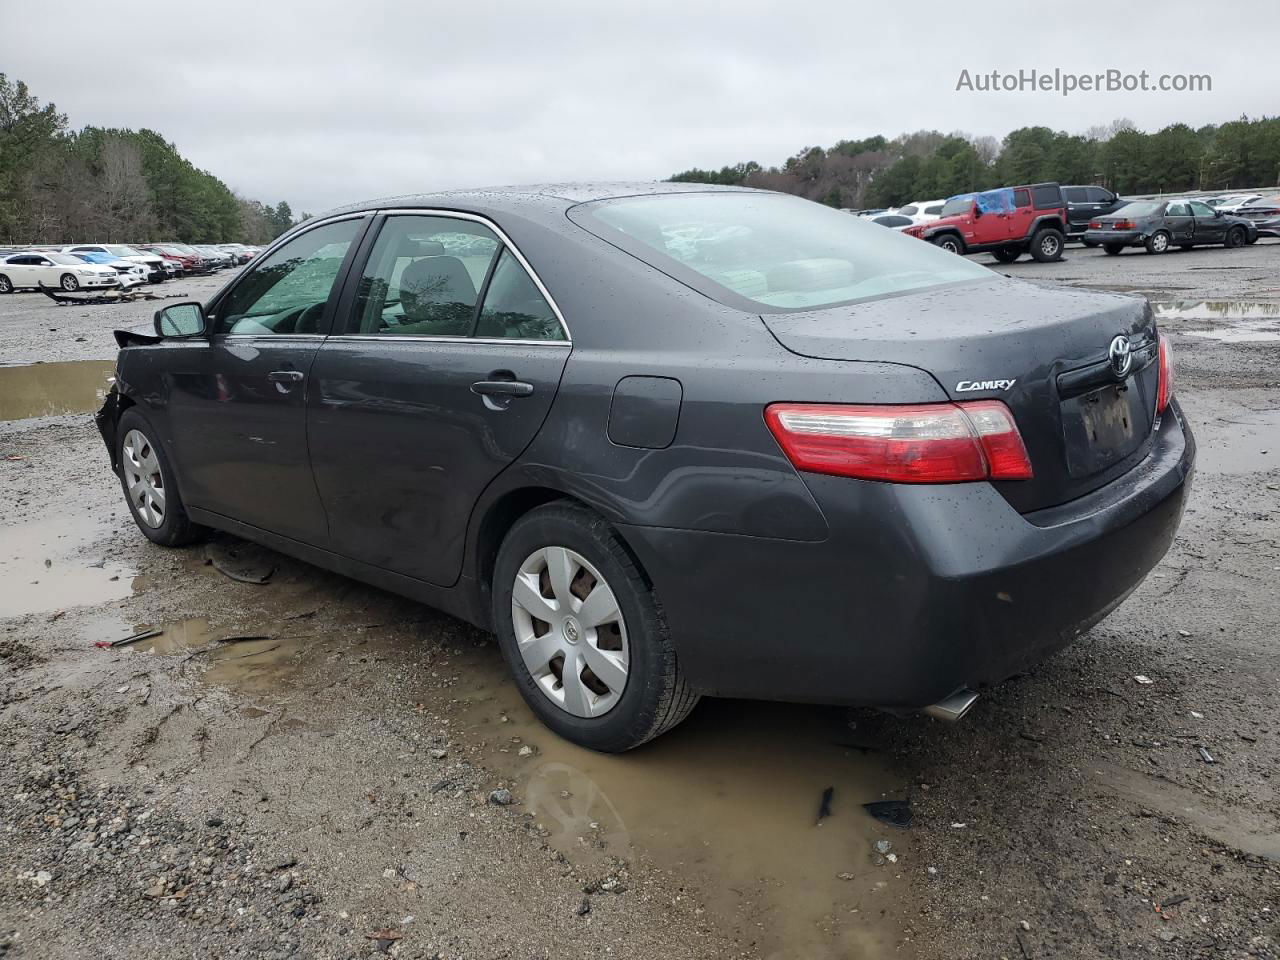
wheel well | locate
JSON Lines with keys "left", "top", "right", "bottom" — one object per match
{"left": 472, "top": 487, "right": 651, "bottom": 606}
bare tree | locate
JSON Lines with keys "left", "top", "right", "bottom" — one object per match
{"left": 98, "top": 136, "right": 154, "bottom": 240}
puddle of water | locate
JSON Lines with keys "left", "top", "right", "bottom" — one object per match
{"left": 1152, "top": 301, "right": 1280, "bottom": 343}
{"left": 1179, "top": 397, "right": 1280, "bottom": 474}
{"left": 449, "top": 651, "right": 909, "bottom": 960}
{"left": 0, "top": 515, "right": 136, "bottom": 617}
{"left": 0, "top": 360, "right": 117, "bottom": 421}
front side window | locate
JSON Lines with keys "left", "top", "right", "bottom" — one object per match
{"left": 1189, "top": 201, "right": 1216, "bottom": 217}
{"left": 1063, "top": 187, "right": 1088, "bottom": 203}
{"left": 349, "top": 215, "right": 499, "bottom": 337}
{"left": 474, "top": 249, "right": 564, "bottom": 340}
{"left": 215, "top": 218, "right": 361, "bottom": 336}
{"left": 574, "top": 191, "right": 992, "bottom": 311}
{"left": 941, "top": 194, "right": 976, "bottom": 216}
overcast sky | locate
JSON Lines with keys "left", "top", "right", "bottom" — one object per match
{"left": 6, "top": 0, "right": 1276, "bottom": 213}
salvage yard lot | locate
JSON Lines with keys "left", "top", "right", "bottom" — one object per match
{"left": 1, "top": 243, "right": 1278, "bottom": 959}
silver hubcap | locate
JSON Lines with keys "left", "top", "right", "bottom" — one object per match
{"left": 1042, "top": 237, "right": 1058, "bottom": 256}
{"left": 122, "top": 429, "right": 166, "bottom": 528}
{"left": 511, "top": 546, "right": 629, "bottom": 718}
{"left": 1153, "top": 235, "right": 1167, "bottom": 252}
{"left": 62, "top": 275, "right": 76, "bottom": 290}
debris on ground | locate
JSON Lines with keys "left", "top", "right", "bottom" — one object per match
{"left": 93, "top": 628, "right": 162, "bottom": 649}
{"left": 204, "top": 543, "right": 275, "bottom": 584}
{"left": 864, "top": 799, "right": 913, "bottom": 828}
{"left": 1134, "top": 675, "right": 1154, "bottom": 685}
{"left": 816, "top": 786, "right": 834, "bottom": 823}
{"left": 488, "top": 788, "right": 514, "bottom": 806}
{"left": 576, "top": 897, "right": 592, "bottom": 916}
{"left": 1197, "top": 746, "right": 1216, "bottom": 763}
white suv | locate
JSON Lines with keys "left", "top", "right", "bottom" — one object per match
{"left": 61, "top": 244, "right": 168, "bottom": 282}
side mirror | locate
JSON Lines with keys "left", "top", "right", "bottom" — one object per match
{"left": 154, "top": 301, "right": 207, "bottom": 338}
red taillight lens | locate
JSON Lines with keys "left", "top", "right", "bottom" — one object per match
{"left": 1114, "top": 220, "right": 1136, "bottom": 230}
{"left": 1088, "top": 220, "right": 1102, "bottom": 229}
{"left": 764, "top": 400, "right": 1033, "bottom": 484}
{"left": 1156, "top": 333, "right": 1174, "bottom": 415}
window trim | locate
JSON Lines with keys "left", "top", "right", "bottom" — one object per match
{"left": 344, "top": 208, "right": 571, "bottom": 343}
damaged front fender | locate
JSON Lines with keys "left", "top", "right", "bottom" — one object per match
{"left": 95, "top": 386, "right": 122, "bottom": 473}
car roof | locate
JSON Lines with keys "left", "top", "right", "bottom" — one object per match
{"left": 312, "top": 181, "right": 759, "bottom": 222}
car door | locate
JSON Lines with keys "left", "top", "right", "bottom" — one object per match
{"left": 1006, "top": 188, "right": 1034, "bottom": 242}
{"left": 307, "top": 211, "right": 571, "bottom": 586}
{"left": 3, "top": 255, "right": 37, "bottom": 286}
{"left": 1189, "top": 200, "right": 1226, "bottom": 243}
{"left": 1163, "top": 202, "right": 1194, "bottom": 243}
{"left": 29, "top": 255, "right": 60, "bottom": 288}
{"left": 159, "top": 215, "right": 368, "bottom": 545}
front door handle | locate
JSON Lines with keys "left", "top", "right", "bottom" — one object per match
{"left": 268, "top": 370, "right": 305, "bottom": 383}
{"left": 471, "top": 380, "right": 534, "bottom": 398}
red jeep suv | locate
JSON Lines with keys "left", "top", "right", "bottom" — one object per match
{"left": 903, "top": 183, "right": 1067, "bottom": 263}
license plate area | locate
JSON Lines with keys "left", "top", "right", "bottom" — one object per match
{"left": 1060, "top": 382, "right": 1146, "bottom": 477}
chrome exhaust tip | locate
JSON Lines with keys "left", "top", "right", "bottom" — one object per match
{"left": 922, "top": 689, "right": 979, "bottom": 723}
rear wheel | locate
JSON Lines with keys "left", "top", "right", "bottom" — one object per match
{"left": 1103, "top": 243, "right": 1125, "bottom": 256}
{"left": 0, "top": 274, "right": 12, "bottom": 294}
{"left": 1082, "top": 239, "right": 1099, "bottom": 248}
{"left": 60, "top": 273, "right": 79, "bottom": 292}
{"left": 992, "top": 247, "right": 1021, "bottom": 263}
{"left": 492, "top": 501, "right": 699, "bottom": 752}
{"left": 1144, "top": 230, "right": 1171, "bottom": 254}
{"left": 1029, "top": 228, "right": 1064, "bottom": 262}
{"left": 1225, "top": 226, "right": 1246, "bottom": 248}
{"left": 116, "top": 409, "right": 207, "bottom": 547}
{"left": 931, "top": 234, "right": 964, "bottom": 255}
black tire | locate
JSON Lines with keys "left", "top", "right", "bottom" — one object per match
{"left": 931, "top": 233, "right": 964, "bottom": 255}
{"left": 1224, "top": 226, "right": 1246, "bottom": 249}
{"left": 0, "top": 274, "right": 12, "bottom": 294}
{"left": 1029, "top": 228, "right": 1064, "bottom": 262}
{"left": 1082, "top": 239, "right": 1099, "bottom": 248}
{"left": 115, "top": 408, "right": 207, "bottom": 547}
{"left": 1103, "top": 244, "right": 1125, "bottom": 256}
{"left": 1144, "top": 230, "right": 1171, "bottom": 255}
{"left": 60, "top": 273, "right": 79, "bottom": 292}
{"left": 492, "top": 500, "right": 699, "bottom": 752}
{"left": 992, "top": 247, "right": 1021, "bottom": 263}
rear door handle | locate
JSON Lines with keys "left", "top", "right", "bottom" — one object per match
{"left": 268, "top": 370, "right": 305, "bottom": 383}
{"left": 471, "top": 380, "right": 533, "bottom": 398}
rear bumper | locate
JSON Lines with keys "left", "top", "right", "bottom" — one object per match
{"left": 620, "top": 404, "right": 1194, "bottom": 708}
{"left": 1085, "top": 229, "right": 1143, "bottom": 245}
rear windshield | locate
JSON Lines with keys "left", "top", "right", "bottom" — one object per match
{"left": 574, "top": 192, "right": 992, "bottom": 311}
{"left": 1112, "top": 202, "right": 1162, "bottom": 217}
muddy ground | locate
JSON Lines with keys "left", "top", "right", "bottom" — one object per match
{"left": 0, "top": 244, "right": 1277, "bottom": 960}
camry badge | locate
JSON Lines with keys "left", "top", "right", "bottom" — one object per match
{"left": 1108, "top": 335, "right": 1132, "bottom": 379}
{"left": 955, "top": 379, "right": 1017, "bottom": 392}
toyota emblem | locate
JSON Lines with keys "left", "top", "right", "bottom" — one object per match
{"left": 1108, "top": 335, "right": 1132, "bottom": 379}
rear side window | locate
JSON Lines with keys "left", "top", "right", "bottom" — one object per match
{"left": 349, "top": 215, "right": 499, "bottom": 337}
{"left": 1012, "top": 189, "right": 1031, "bottom": 208}
{"left": 1166, "top": 202, "right": 1190, "bottom": 216}
{"left": 1032, "top": 185, "right": 1063, "bottom": 209}
{"left": 923, "top": 204, "right": 943, "bottom": 215}
{"left": 574, "top": 191, "right": 992, "bottom": 312}
{"left": 474, "top": 249, "right": 565, "bottom": 341}
{"left": 897, "top": 205, "right": 918, "bottom": 216}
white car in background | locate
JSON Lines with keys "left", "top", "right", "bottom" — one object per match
{"left": 61, "top": 243, "right": 168, "bottom": 282}
{"left": 0, "top": 251, "right": 120, "bottom": 293}
{"left": 892, "top": 199, "right": 946, "bottom": 224}
{"left": 1207, "top": 194, "right": 1263, "bottom": 213}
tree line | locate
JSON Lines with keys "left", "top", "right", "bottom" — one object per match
{"left": 670, "top": 116, "right": 1280, "bottom": 209}
{"left": 0, "top": 74, "right": 302, "bottom": 245}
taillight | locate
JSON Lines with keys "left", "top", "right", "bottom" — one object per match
{"left": 1114, "top": 220, "right": 1136, "bottom": 230}
{"left": 1156, "top": 333, "right": 1174, "bottom": 415}
{"left": 1088, "top": 220, "right": 1102, "bottom": 229}
{"left": 764, "top": 400, "right": 1033, "bottom": 484}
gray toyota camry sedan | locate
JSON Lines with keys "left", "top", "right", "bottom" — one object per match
{"left": 96, "top": 183, "right": 1194, "bottom": 751}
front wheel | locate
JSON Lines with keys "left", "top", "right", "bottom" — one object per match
{"left": 1145, "top": 231, "right": 1171, "bottom": 254}
{"left": 0, "top": 274, "right": 12, "bottom": 294}
{"left": 1030, "top": 228, "right": 1064, "bottom": 262}
{"left": 116, "top": 409, "right": 207, "bottom": 547}
{"left": 1103, "top": 243, "right": 1125, "bottom": 256}
{"left": 992, "top": 247, "right": 1021, "bottom": 263}
{"left": 60, "top": 273, "right": 79, "bottom": 291}
{"left": 492, "top": 501, "right": 699, "bottom": 752}
{"left": 931, "top": 234, "right": 964, "bottom": 255}
{"left": 1225, "top": 227, "right": 1246, "bottom": 249}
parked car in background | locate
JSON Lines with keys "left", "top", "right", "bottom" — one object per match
{"left": 62, "top": 244, "right": 167, "bottom": 282}
{"left": 1062, "top": 185, "right": 1125, "bottom": 244}
{"left": 893, "top": 199, "right": 945, "bottom": 224}
{"left": 903, "top": 184, "right": 1068, "bottom": 262}
{"left": 0, "top": 251, "right": 120, "bottom": 293}
{"left": 140, "top": 244, "right": 202, "bottom": 273}
{"left": 217, "top": 243, "right": 255, "bottom": 264}
{"left": 96, "top": 184, "right": 1192, "bottom": 751}
{"left": 1085, "top": 199, "right": 1258, "bottom": 254}
{"left": 69, "top": 251, "right": 150, "bottom": 286}
{"left": 1206, "top": 194, "right": 1263, "bottom": 213}
{"left": 193, "top": 245, "right": 234, "bottom": 269}
{"left": 1233, "top": 196, "right": 1280, "bottom": 238}
{"left": 870, "top": 214, "right": 915, "bottom": 230}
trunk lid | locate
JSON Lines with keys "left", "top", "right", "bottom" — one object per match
{"left": 761, "top": 278, "right": 1160, "bottom": 512}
